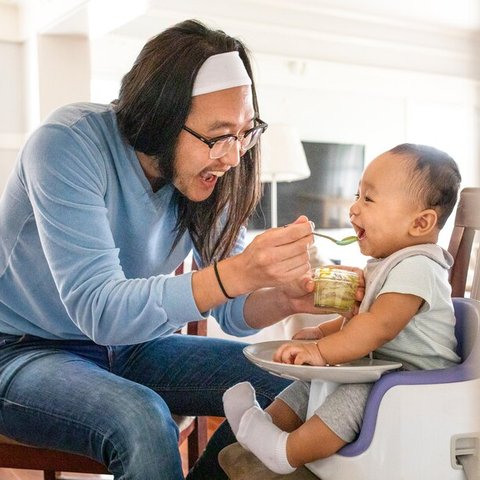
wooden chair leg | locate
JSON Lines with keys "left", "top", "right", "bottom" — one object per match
{"left": 187, "top": 416, "right": 208, "bottom": 470}
{"left": 44, "top": 471, "right": 56, "bottom": 480}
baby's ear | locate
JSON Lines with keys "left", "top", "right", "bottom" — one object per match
{"left": 410, "top": 209, "right": 438, "bottom": 237}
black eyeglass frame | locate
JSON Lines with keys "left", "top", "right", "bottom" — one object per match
{"left": 182, "top": 118, "right": 268, "bottom": 152}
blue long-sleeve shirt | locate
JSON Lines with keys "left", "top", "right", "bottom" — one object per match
{"left": 0, "top": 103, "right": 258, "bottom": 345}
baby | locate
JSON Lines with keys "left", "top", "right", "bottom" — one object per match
{"left": 223, "top": 143, "right": 462, "bottom": 474}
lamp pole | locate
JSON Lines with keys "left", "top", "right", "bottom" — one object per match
{"left": 270, "top": 174, "right": 278, "bottom": 228}
{"left": 260, "top": 124, "right": 311, "bottom": 230}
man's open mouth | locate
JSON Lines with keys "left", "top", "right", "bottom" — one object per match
{"left": 200, "top": 170, "right": 227, "bottom": 182}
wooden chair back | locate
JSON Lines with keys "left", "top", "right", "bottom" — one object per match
{"left": 448, "top": 187, "right": 480, "bottom": 299}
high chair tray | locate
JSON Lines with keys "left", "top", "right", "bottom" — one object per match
{"left": 244, "top": 341, "right": 402, "bottom": 383}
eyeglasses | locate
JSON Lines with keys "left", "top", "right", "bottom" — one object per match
{"left": 182, "top": 119, "right": 268, "bottom": 160}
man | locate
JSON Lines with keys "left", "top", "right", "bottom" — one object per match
{"left": 0, "top": 19, "right": 319, "bottom": 478}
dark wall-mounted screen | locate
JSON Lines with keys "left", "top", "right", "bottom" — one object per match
{"left": 248, "top": 142, "right": 365, "bottom": 230}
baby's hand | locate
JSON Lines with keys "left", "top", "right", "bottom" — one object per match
{"left": 332, "top": 266, "right": 365, "bottom": 318}
{"left": 292, "top": 325, "right": 325, "bottom": 340}
{"left": 273, "top": 342, "right": 327, "bottom": 366}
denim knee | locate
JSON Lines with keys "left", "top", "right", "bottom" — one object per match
{"left": 101, "top": 384, "right": 184, "bottom": 480}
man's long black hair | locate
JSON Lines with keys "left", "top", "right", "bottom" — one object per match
{"left": 115, "top": 19, "right": 262, "bottom": 265}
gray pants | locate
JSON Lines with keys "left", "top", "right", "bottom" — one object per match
{"left": 276, "top": 381, "right": 373, "bottom": 442}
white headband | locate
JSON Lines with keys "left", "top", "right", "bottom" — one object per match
{"left": 192, "top": 51, "right": 252, "bottom": 96}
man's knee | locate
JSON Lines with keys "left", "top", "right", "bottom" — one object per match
{"left": 110, "top": 385, "right": 179, "bottom": 443}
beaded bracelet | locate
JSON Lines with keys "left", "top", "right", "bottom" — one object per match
{"left": 213, "top": 260, "right": 234, "bottom": 300}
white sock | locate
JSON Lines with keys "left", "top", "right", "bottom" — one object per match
{"left": 223, "top": 383, "right": 295, "bottom": 474}
{"left": 236, "top": 406, "right": 296, "bottom": 474}
{"left": 223, "top": 382, "right": 261, "bottom": 436}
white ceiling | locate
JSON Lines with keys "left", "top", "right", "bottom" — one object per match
{"left": 13, "top": 0, "right": 480, "bottom": 38}
{"left": 5, "top": 0, "right": 480, "bottom": 80}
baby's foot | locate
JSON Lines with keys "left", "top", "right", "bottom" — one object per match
{"left": 222, "top": 382, "right": 259, "bottom": 435}
{"left": 234, "top": 401, "right": 295, "bottom": 474}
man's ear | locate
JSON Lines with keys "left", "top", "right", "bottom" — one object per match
{"left": 409, "top": 209, "right": 438, "bottom": 237}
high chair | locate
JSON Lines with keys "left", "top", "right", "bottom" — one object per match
{"left": 305, "top": 296, "right": 480, "bottom": 480}
{"left": 219, "top": 298, "right": 480, "bottom": 480}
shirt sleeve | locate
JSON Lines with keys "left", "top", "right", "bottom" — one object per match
{"left": 21, "top": 124, "right": 207, "bottom": 345}
{"left": 193, "top": 227, "right": 261, "bottom": 337}
{"left": 377, "top": 256, "right": 437, "bottom": 308}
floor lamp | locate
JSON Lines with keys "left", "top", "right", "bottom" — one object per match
{"left": 260, "top": 124, "right": 311, "bottom": 228}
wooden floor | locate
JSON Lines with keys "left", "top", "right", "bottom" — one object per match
{"left": 0, "top": 417, "right": 224, "bottom": 479}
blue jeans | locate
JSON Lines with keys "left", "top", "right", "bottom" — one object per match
{"left": 0, "top": 332, "right": 290, "bottom": 479}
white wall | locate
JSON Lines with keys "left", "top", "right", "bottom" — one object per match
{"left": 256, "top": 54, "right": 480, "bottom": 182}
{"left": 0, "top": 41, "right": 24, "bottom": 193}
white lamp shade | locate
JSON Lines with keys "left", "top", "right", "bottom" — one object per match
{"left": 260, "top": 124, "right": 311, "bottom": 183}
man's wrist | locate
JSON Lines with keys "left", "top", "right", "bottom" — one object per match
{"left": 213, "top": 260, "right": 235, "bottom": 300}
{"left": 215, "top": 254, "right": 252, "bottom": 299}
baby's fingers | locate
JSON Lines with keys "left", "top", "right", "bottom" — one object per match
{"left": 292, "top": 352, "right": 311, "bottom": 365}
{"left": 275, "top": 345, "right": 311, "bottom": 366}
{"left": 273, "top": 344, "right": 299, "bottom": 364}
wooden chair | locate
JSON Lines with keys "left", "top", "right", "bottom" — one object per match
{"left": 0, "top": 262, "right": 208, "bottom": 479}
{"left": 447, "top": 187, "right": 480, "bottom": 299}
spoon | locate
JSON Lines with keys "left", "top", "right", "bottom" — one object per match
{"left": 312, "top": 232, "right": 358, "bottom": 246}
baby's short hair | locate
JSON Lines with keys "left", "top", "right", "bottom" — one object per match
{"left": 388, "top": 143, "right": 461, "bottom": 229}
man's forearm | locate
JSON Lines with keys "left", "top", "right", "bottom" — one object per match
{"left": 243, "top": 287, "right": 293, "bottom": 329}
